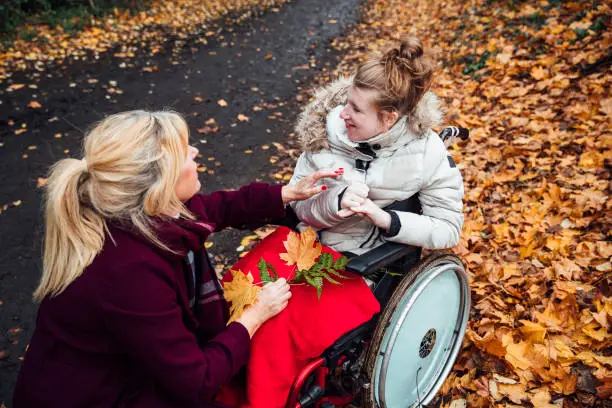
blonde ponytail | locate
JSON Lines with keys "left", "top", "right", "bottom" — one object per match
{"left": 35, "top": 110, "right": 191, "bottom": 301}
{"left": 35, "top": 159, "right": 106, "bottom": 300}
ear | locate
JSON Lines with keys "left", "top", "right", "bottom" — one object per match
{"left": 380, "top": 110, "right": 399, "bottom": 130}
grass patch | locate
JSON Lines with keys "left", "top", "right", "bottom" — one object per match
{"left": 1, "top": 0, "right": 149, "bottom": 47}
{"left": 523, "top": 11, "right": 547, "bottom": 28}
{"left": 19, "top": 27, "right": 38, "bottom": 41}
{"left": 589, "top": 15, "right": 608, "bottom": 33}
{"left": 462, "top": 51, "right": 492, "bottom": 75}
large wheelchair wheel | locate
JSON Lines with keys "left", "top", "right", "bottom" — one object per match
{"left": 362, "top": 252, "right": 470, "bottom": 408}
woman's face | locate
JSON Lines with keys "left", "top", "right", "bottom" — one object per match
{"left": 340, "top": 86, "right": 395, "bottom": 142}
{"left": 175, "top": 145, "right": 201, "bottom": 202}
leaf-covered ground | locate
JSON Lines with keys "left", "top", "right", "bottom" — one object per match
{"left": 0, "top": 0, "right": 289, "bottom": 76}
{"left": 297, "top": 0, "right": 610, "bottom": 406}
{"left": 0, "top": 0, "right": 609, "bottom": 406}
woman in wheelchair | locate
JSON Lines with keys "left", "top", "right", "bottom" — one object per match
{"left": 289, "top": 35, "right": 464, "bottom": 255}
{"left": 12, "top": 110, "right": 340, "bottom": 408}
{"left": 281, "top": 36, "right": 471, "bottom": 408}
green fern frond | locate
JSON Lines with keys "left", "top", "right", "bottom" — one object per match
{"left": 260, "top": 253, "right": 349, "bottom": 298}
{"left": 313, "top": 276, "right": 323, "bottom": 299}
{"left": 258, "top": 257, "right": 274, "bottom": 284}
{"left": 318, "top": 270, "right": 341, "bottom": 284}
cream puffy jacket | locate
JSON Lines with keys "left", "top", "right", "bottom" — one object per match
{"left": 289, "top": 77, "right": 464, "bottom": 254}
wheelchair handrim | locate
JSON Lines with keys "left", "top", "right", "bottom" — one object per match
{"left": 370, "top": 259, "right": 470, "bottom": 408}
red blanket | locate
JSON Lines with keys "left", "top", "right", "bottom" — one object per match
{"left": 219, "top": 227, "right": 380, "bottom": 408}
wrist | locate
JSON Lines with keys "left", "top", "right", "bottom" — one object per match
{"left": 236, "top": 308, "right": 263, "bottom": 338}
{"left": 378, "top": 209, "right": 392, "bottom": 231}
{"left": 281, "top": 185, "right": 296, "bottom": 204}
{"left": 381, "top": 210, "right": 401, "bottom": 237}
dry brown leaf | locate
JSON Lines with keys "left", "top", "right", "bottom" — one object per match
{"left": 529, "top": 389, "right": 557, "bottom": 408}
{"left": 279, "top": 227, "right": 322, "bottom": 271}
{"left": 223, "top": 270, "right": 260, "bottom": 323}
{"left": 530, "top": 66, "right": 549, "bottom": 80}
{"left": 505, "top": 341, "right": 534, "bottom": 371}
{"left": 36, "top": 177, "right": 48, "bottom": 188}
{"left": 519, "top": 320, "right": 547, "bottom": 343}
{"left": 498, "top": 383, "right": 528, "bottom": 404}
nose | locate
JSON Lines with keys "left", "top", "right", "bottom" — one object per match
{"left": 340, "top": 106, "right": 349, "bottom": 120}
{"left": 189, "top": 145, "right": 199, "bottom": 158}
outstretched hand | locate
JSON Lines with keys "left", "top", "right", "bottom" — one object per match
{"left": 281, "top": 168, "right": 343, "bottom": 203}
{"left": 337, "top": 198, "right": 392, "bottom": 231}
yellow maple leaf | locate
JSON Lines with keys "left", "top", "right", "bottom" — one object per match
{"left": 505, "top": 341, "right": 534, "bottom": 371}
{"left": 530, "top": 389, "right": 558, "bottom": 408}
{"left": 530, "top": 66, "right": 548, "bottom": 80}
{"left": 223, "top": 270, "right": 260, "bottom": 324}
{"left": 498, "top": 383, "right": 528, "bottom": 404}
{"left": 519, "top": 320, "right": 548, "bottom": 343}
{"left": 279, "top": 227, "right": 322, "bottom": 271}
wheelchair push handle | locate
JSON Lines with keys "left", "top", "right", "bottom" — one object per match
{"left": 439, "top": 126, "right": 469, "bottom": 147}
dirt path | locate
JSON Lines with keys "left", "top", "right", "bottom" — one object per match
{"left": 0, "top": 0, "right": 363, "bottom": 402}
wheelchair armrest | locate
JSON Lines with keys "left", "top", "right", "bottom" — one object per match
{"left": 345, "top": 242, "right": 419, "bottom": 276}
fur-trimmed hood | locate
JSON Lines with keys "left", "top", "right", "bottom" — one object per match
{"left": 295, "top": 76, "right": 444, "bottom": 153}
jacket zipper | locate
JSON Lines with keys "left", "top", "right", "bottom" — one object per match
{"left": 360, "top": 225, "right": 379, "bottom": 249}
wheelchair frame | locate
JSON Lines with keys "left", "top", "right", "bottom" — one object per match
{"left": 285, "top": 248, "right": 470, "bottom": 408}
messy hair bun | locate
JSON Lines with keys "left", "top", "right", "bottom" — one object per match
{"left": 354, "top": 36, "right": 433, "bottom": 116}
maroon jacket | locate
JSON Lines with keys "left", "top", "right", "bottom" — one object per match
{"left": 13, "top": 183, "right": 285, "bottom": 408}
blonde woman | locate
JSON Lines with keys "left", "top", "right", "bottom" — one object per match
{"left": 290, "top": 36, "right": 464, "bottom": 254}
{"left": 13, "top": 110, "right": 338, "bottom": 408}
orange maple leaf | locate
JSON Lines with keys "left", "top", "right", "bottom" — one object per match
{"left": 279, "top": 227, "right": 322, "bottom": 271}
{"left": 223, "top": 270, "right": 261, "bottom": 324}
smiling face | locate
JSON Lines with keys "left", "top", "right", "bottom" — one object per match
{"left": 174, "top": 145, "right": 201, "bottom": 202}
{"left": 339, "top": 86, "right": 398, "bottom": 142}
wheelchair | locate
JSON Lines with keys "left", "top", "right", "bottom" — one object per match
{"left": 280, "top": 127, "right": 471, "bottom": 408}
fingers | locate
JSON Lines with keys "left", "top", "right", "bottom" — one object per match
{"left": 310, "top": 168, "right": 344, "bottom": 183}
{"left": 300, "top": 184, "right": 327, "bottom": 200}
{"left": 279, "top": 290, "right": 292, "bottom": 303}
{"left": 265, "top": 278, "right": 289, "bottom": 292}
{"left": 337, "top": 208, "right": 356, "bottom": 218}
{"left": 349, "top": 198, "right": 375, "bottom": 214}
{"left": 260, "top": 278, "right": 292, "bottom": 316}
{"left": 345, "top": 194, "right": 365, "bottom": 206}
{"left": 350, "top": 182, "right": 369, "bottom": 197}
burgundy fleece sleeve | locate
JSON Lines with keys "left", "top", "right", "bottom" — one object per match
{"left": 188, "top": 182, "right": 286, "bottom": 232}
{"left": 98, "top": 259, "right": 250, "bottom": 406}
